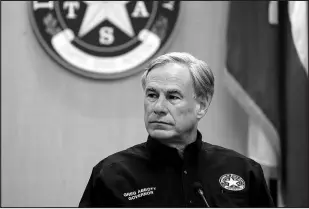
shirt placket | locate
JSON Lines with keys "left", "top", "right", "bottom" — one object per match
{"left": 182, "top": 157, "right": 195, "bottom": 207}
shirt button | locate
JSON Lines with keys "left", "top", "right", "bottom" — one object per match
{"left": 183, "top": 170, "right": 187, "bottom": 174}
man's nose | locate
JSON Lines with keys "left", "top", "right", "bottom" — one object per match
{"left": 153, "top": 96, "right": 168, "bottom": 115}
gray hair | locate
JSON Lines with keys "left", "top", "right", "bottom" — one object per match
{"left": 141, "top": 52, "right": 215, "bottom": 102}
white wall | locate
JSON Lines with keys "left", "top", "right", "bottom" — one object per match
{"left": 1, "top": 1, "right": 248, "bottom": 207}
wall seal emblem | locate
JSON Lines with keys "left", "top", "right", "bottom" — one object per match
{"left": 28, "top": 1, "right": 181, "bottom": 79}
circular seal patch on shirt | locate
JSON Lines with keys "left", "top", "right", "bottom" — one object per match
{"left": 219, "top": 174, "right": 245, "bottom": 191}
{"left": 28, "top": 1, "right": 181, "bottom": 79}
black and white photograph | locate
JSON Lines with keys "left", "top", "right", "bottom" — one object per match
{"left": 1, "top": 1, "right": 308, "bottom": 207}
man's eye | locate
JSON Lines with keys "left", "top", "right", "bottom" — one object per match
{"left": 147, "top": 93, "right": 157, "bottom": 99}
{"left": 168, "top": 95, "right": 180, "bottom": 100}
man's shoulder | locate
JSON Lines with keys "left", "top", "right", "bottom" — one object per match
{"left": 93, "top": 142, "right": 149, "bottom": 173}
{"left": 201, "top": 141, "right": 261, "bottom": 168}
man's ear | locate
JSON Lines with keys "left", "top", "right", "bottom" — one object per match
{"left": 195, "top": 96, "right": 211, "bottom": 119}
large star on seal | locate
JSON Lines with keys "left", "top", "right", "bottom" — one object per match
{"left": 78, "top": 1, "right": 135, "bottom": 37}
{"left": 226, "top": 177, "right": 239, "bottom": 187}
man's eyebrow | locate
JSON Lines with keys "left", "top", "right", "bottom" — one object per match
{"left": 145, "top": 87, "right": 157, "bottom": 92}
{"left": 145, "top": 86, "right": 183, "bottom": 94}
{"left": 167, "top": 89, "right": 182, "bottom": 95}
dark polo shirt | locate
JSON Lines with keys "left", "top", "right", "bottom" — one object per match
{"left": 79, "top": 131, "right": 274, "bottom": 207}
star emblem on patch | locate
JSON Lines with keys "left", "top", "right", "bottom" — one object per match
{"left": 219, "top": 174, "right": 246, "bottom": 191}
{"left": 28, "top": 1, "right": 181, "bottom": 79}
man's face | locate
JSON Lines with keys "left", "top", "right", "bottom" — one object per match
{"left": 144, "top": 63, "right": 200, "bottom": 139}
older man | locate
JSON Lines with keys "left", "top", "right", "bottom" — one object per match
{"left": 79, "top": 52, "right": 274, "bottom": 207}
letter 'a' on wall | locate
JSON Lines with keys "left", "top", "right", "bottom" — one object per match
{"left": 28, "top": 1, "right": 181, "bottom": 80}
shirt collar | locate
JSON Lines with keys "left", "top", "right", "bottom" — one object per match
{"left": 146, "top": 130, "right": 203, "bottom": 166}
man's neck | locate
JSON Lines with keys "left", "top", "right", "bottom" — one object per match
{"left": 162, "top": 130, "right": 198, "bottom": 158}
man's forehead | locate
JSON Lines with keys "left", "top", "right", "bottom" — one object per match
{"left": 145, "top": 76, "right": 191, "bottom": 93}
{"left": 146, "top": 75, "right": 185, "bottom": 86}
{"left": 145, "top": 63, "right": 191, "bottom": 86}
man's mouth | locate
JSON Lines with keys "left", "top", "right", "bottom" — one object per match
{"left": 149, "top": 121, "right": 171, "bottom": 125}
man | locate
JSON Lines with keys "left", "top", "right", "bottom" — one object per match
{"left": 79, "top": 52, "right": 275, "bottom": 207}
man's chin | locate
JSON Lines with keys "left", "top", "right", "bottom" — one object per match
{"left": 148, "top": 129, "right": 176, "bottom": 139}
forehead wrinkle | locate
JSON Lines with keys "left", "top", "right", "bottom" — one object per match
{"left": 146, "top": 75, "right": 185, "bottom": 86}
{"left": 166, "top": 77, "right": 185, "bottom": 84}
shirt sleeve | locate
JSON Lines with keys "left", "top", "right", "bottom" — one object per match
{"left": 249, "top": 163, "right": 275, "bottom": 207}
{"left": 79, "top": 167, "right": 119, "bottom": 207}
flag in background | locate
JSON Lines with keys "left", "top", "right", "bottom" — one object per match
{"left": 225, "top": 1, "right": 308, "bottom": 207}
{"left": 225, "top": 0, "right": 281, "bottom": 175}
{"left": 281, "top": 1, "right": 308, "bottom": 207}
